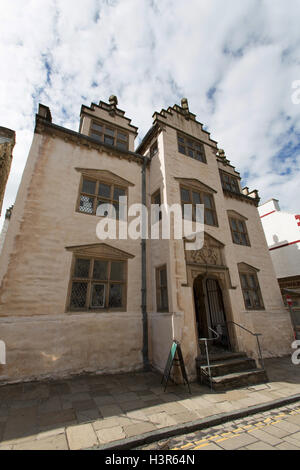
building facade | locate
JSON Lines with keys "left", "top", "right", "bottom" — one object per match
{"left": 258, "top": 199, "right": 300, "bottom": 310}
{"left": 0, "top": 98, "right": 293, "bottom": 384}
{"left": 0, "top": 127, "right": 15, "bottom": 217}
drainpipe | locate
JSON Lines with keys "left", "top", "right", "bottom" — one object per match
{"left": 141, "top": 156, "right": 149, "bottom": 370}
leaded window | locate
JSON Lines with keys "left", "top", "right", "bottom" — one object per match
{"left": 229, "top": 217, "right": 250, "bottom": 246}
{"left": 239, "top": 270, "right": 264, "bottom": 310}
{"left": 69, "top": 257, "right": 126, "bottom": 311}
{"left": 151, "top": 189, "right": 162, "bottom": 222}
{"left": 90, "top": 120, "right": 129, "bottom": 151}
{"left": 156, "top": 265, "right": 169, "bottom": 312}
{"left": 177, "top": 133, "right": 206, "bottom": 163}
{"left": 180, "top": 186, "right": 218, "bottom": 226}
{"left": 220, "top": 171, "right": 240, "bottom": 193}
{"left": 150, "top": 141, "right": 158, "bottom": 158}
{"left": 78, "top": 177, "right": 126, "bottom": 219}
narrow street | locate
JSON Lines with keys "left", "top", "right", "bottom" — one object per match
{"left": 138, "top": 401, "right": 300, "bottom": 450}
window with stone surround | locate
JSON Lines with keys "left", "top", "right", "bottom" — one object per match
{"left": 156, "top": 265, "right": 169, "bottom": 312}
{"left": 77, "top": 176, "right": 126, "bottom": 219}
{"left": 229, "top": 217, "right": 250, "bottom": 246}
{"left": 238, "top": 264, "right": 264, "bottom": 310}
{"left": 177, "top": 133, "right": 206, "bottom": 163}
{"left": 220, "top": 171, "right": 240, "bottom": 194}
{"left": 89, "top": 120, "right": 129, "bottom": 151}
{"left": 180, "top": 186, "right": 218, "bottom": 227}
{"left": 150, "top": 140, "right": 158, "bottom": 158}
{"left": 151, "top": 188, "right": 162, "bottom": 222}
{"left": 69, "top": 257, "right": 127, "bottom": 311}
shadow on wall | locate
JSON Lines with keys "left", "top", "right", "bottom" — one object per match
{"left": 269, "top": 235, "right": 300, "bottom": 263}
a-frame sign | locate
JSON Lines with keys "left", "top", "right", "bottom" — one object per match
{"left": 161, "top": 341, "right": 191, "bottom": 394}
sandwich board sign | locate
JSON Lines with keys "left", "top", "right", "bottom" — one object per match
{"left": 161, "top": 340, "right": 191, "bottom": 394}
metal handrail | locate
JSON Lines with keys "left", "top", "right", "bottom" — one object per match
{"left": 225, "top": 321, "right": 265, "bottom": 370}
{"left": 199, "top": 327, "right": 220, "bottom": 390}
{"left": 198, "top": 322, "right": 265, "bottom": 390}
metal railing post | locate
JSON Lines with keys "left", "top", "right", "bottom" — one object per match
{"left": 255, "top": 334, "right": 264, "bottom": 370}
{"left": 224, "top": 321, "right": 265, "bottom": 371}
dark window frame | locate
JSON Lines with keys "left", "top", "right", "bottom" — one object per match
{"left": 177, "top": 133, "right": 207, "bottom": 163}
{"left": 220, "top": 171, "right": 240, "bottom": 194}
{"left": 68, "top": 256, "right": 127, "bottom": 312}
{"left": 180, "top": 185, "right": 218, "bottom": 227}
{"left": 156, "top": 265, "right": 169, "bottom": 312}
{"left": 151, "top": 188, "right": 162, "bottom": 222}
{"left": 77, "top": 175, "right": 127, "bottom": 219}
{"left": 89, "top": 119, "right": 129, "bottom": 151}
{"left": 150, "top": 140, "right": 158, "bottom": 158}
{"left": 229, "top": 217, "right": 250, "bottom": 246}
{"left": 239, "top": 269, "right": 264, "bottom": 311}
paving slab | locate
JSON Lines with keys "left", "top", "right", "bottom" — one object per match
{"left": 66, "top": 423, "right": 98, "bottom": 450}
{"left": 123, "top": 422, "right": 156, "bottom": 438}
{"left": 13, "top": 434, "right": 68, "bottom": 450}
{"left": 245, "top": 441, "right": 275, "bottom": 450}
{"left": 247, "top": 428, "right": 282, "bottom": 446}
{"left": 0, "top": 356, "right": 299, "bottom": 450}
{"left": 217, "top": 433, "right": 258, "bottom": 450}
{"left": 97, "top": 426, "right": 126, "bottom": 443}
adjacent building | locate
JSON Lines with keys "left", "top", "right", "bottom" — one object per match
{"left": 0, "top": 98, "right": 293, "bottom": 384}
{"left": 258, "top": 199, "right": 300, "bottom": 310}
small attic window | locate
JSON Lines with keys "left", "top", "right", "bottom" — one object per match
{"left": 90, "top": 120, "right": 129, "bottom": 151}
{"left": 150, "top": 140, "right": 158, "bottom": 158}
{"left": 177, "top": 133, "right": 206, "bottom": 163}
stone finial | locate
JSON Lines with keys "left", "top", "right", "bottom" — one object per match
{"left": 181, "top": 98, "right": 189, "bottom": 111}
{"left": 109, "top": 95, "right": 118, "bottom": 108}
{"left": 218, "top": 149, "right": 225, "bottom": 158}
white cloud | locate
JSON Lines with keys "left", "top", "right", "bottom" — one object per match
{"left": 1, "top": 0, "right": 300, "bottom": 228}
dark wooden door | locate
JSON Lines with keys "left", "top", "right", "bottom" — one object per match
{"left": 206, "top": 278, "right": 230, "bottom": 349}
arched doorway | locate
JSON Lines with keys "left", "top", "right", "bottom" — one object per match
{"left": 193, "top": 276, "right": 230, "bottom": 351}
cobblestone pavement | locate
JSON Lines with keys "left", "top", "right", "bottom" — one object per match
{"left": 0, "top": 356, "right": 299, "bottom": 450}
{"left": 139, "top": 401, "right": 300, "bottom": 450}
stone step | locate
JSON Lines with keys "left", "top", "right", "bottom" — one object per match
{"left": 196, "top": 351, "right": 248, "bottom": 366}
{"left": 201, "top": 368, "right": 268, "bottom": 391}
{"left": 199, "top": 357, "right": 257, "bottom": 377}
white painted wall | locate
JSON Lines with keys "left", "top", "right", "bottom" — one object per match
{"left": 258, "top": 199, "right": 300, "bottom": 278}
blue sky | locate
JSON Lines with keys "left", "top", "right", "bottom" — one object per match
{"left": 1, "top": 0, "right": 300, "bottom": 228}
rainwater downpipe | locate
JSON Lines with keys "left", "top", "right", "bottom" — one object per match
{"left": 141, "top": 156, "right": 149, "bottom": 370}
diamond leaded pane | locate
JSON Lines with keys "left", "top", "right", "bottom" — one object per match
{"left": 74, "top": 258, "right": 90, "bottom": 278}
{"left": 79, "top": 195, "right": 94, "bottom": 214}
{"left": 70, "top": 282, "right": 87, "bottom": 309}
